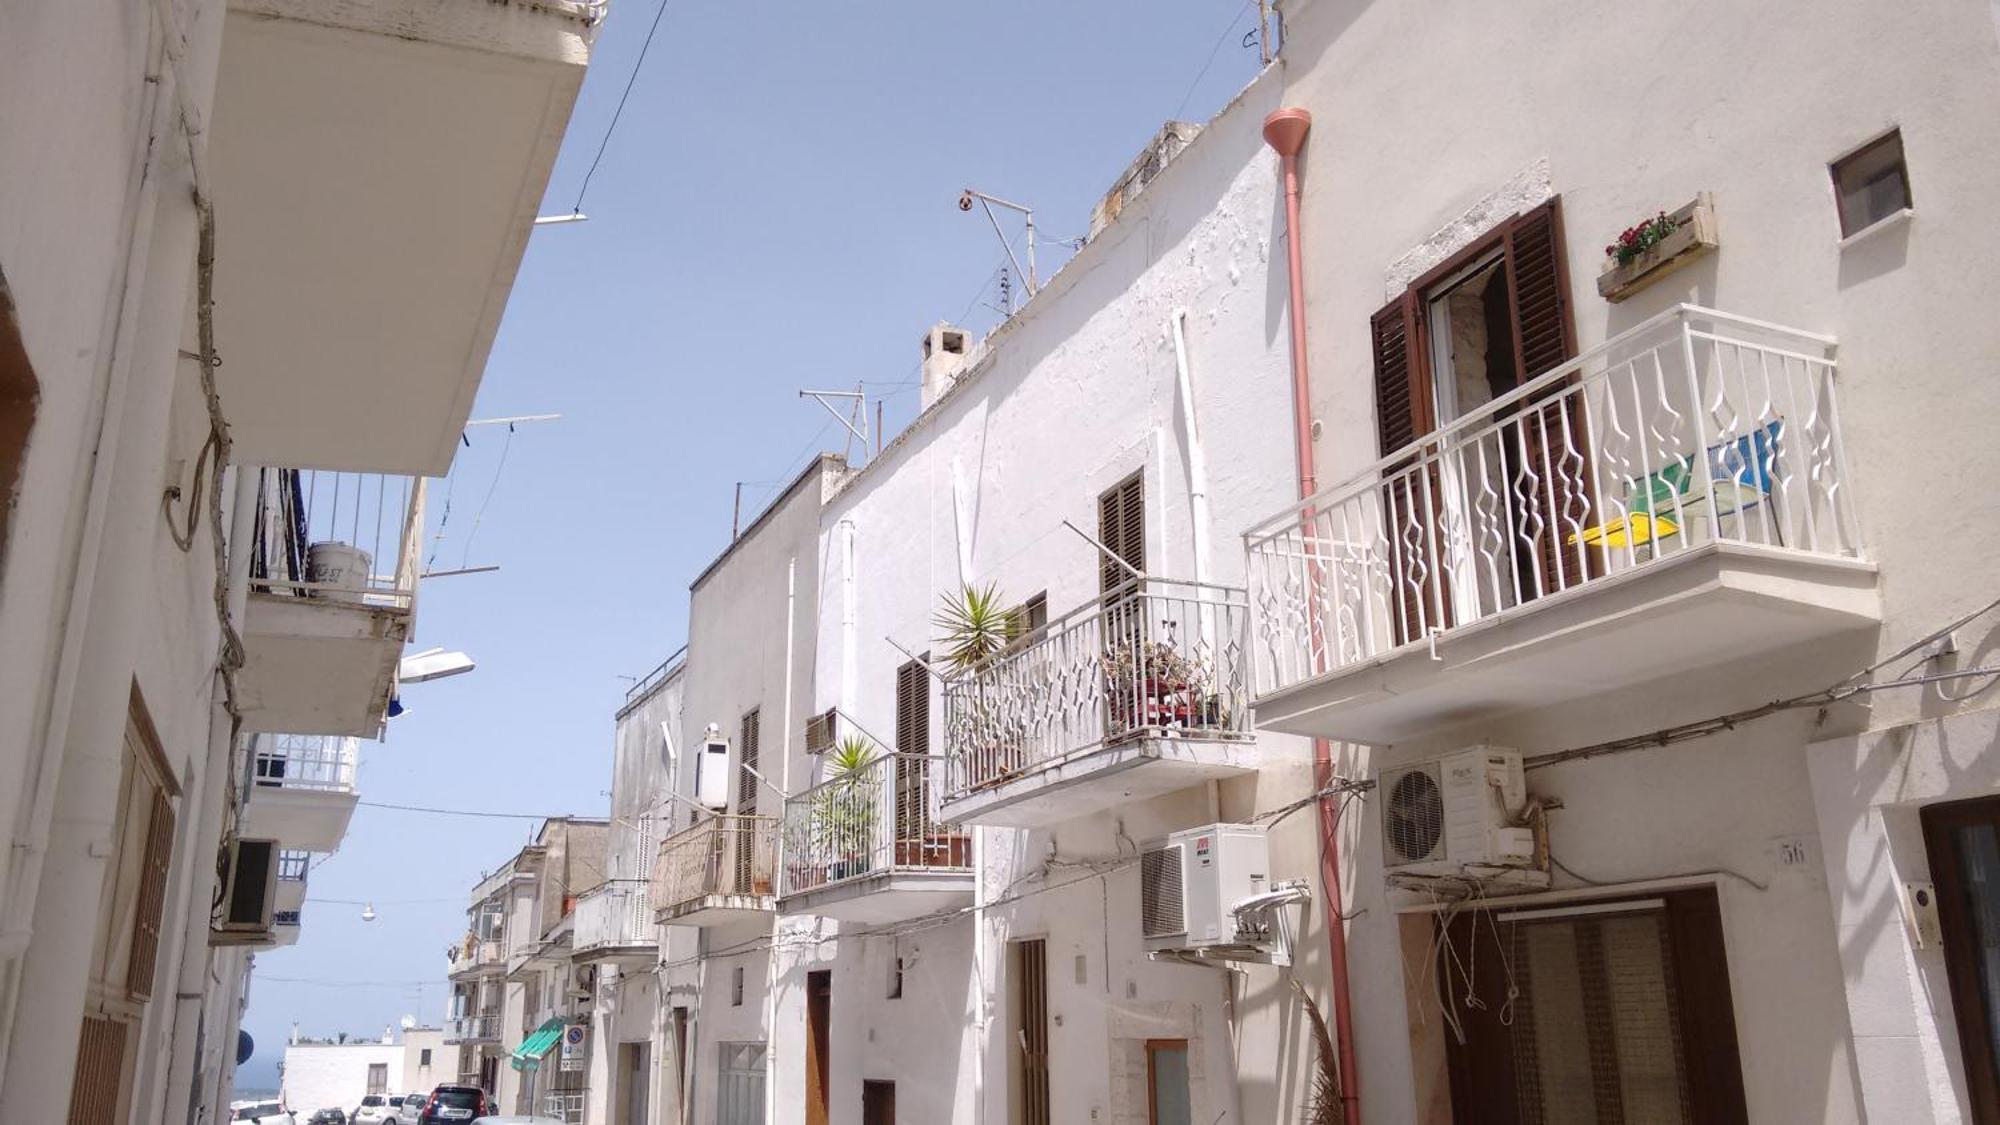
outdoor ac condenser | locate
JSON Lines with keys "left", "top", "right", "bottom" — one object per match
{"left": 1379, "top": 746, "right": 1537, "bottom": 879}
{"left": 211, "top": 838, "right": 278, "bottom": 946}
{"left": 1138, "top": 823, "right": 1270, "bottom": 954}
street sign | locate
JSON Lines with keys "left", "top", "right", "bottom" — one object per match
{"left": 560, "top": 1023, "right": 586, "bottom": 1072}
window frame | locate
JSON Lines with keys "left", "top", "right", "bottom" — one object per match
{"left": 1830, "top": 127, "right": 1913, "bottom": 240}
{"left": 1922, "top": 795, "right": 2000, "bottom": 1122}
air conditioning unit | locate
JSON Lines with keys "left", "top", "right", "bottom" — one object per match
{"left": 695, "top": 739, "right": 730, "bottom": 810}
{"left": 211, "top": 838, "right": 279, "bottom": 946}
{"left": 1379, "top": 746, "right": 1538, "bottom": 879}
{"left": 1139, "top": 824, "right": 1270, "bottom": 954}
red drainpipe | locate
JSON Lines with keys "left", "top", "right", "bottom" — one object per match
{"left": 1264, "top": 106, "right": 1362, "bottom": 1125}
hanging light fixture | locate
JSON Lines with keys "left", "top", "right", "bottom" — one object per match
{"left": 360, "top": 903, "right": 378, "bottom": 923}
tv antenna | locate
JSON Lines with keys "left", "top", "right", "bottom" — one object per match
{"left": 958, "top": 188, "right": 1038, "bottom": 301}
{"left": 798, "top": 386, "right": 870, "bottom": 464}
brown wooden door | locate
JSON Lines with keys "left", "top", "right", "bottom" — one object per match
{"left": 862, "top": 1079, "right": 896, "bottom": 1125}
{"left": 1438, "top": 887, "right": 1746, "bottom": 1124}
{"left": 1012, "top": 939, "right": 1051, "bottom": 1125}
{"left": 1924, "top": 796, "right": 2000, "bottom": 1123}
{"left": 806, "top": 970, "right": 832, "bottom": 1125}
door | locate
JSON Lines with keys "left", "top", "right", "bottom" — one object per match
{"left": 1438, "top": 887, "right": 1747, "bottom": 1123}
{"left": 1146, "top": 1040, "right": 1191, "bottom": 1125}
{"left": 716, "top": 1042, "right": 766, "bottom": 1125}
{"left": 619, "top": 1041, "right": 650, "bottom": 1125}
{"left": 1924, "top": 797, "right": 2000, "bottom": 1121}
{"left": 1011, "top": 940, "right": 1051, "bottom": 1125}
{"left": 862, "top": 1079, "right": 896, "bottom": 1125}
{"left": 807, "top": 970, "right": 832, "bottom": 1125}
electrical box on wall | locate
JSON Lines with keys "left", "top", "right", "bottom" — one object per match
{"left": 696, "top": 739, "right": 730, "bottom": 809}
{"left": 1139, "top": 823, "right": 1270, "bottom": 954}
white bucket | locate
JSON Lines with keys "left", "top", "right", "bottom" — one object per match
{"left": 307, "top": 541, "right": 373, "bottom": 603}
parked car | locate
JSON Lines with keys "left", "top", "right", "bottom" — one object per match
{"left": 469, "top": 1118, "right": 562, "bottom": 1124}
{"left": 415, "top": 1085, "right": 492, "bottom": 1124}
{"left": 351, "top": 1094, "right": 396, "bottom": 1124}
{"left": 230, "top": 1101, "right": 296, "bottom": 1125}
{"left": 308, "top": 1111, "right": 348, "bottom": 1125}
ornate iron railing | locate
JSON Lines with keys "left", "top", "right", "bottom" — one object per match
{"left": 572, "top": 879, "right": 653, "bottom": 952}
{"left": 252, "top": 734, "right": 359, "bottom": 793}
{"left": 1244, "top": 305, "right": 1858, "bottom": 698}
{"left": 942, "top": 578, "right": 1250, "bottom": 798}
{"left": 782, "top": 754, "right": 970, "bottom": 896}
{"left": 651, "top": 815, "right": 778, "bottom": 916}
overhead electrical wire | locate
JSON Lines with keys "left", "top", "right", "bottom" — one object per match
{"left": 569, "top": 0, "right": 672, "bottom": 215}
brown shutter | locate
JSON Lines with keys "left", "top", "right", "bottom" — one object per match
{"left": 1502, "top": 197, "right": 1576, "bottom": 383}
{"left": 804, "top": 709, "right": 836, "bottom": 756}
{"left": 1371, "top": 290, "right": 1431, "bottom": 456}
{"left": 1501, "top": 197, "right": 1590, "bottom": 596}
{"left": 124, "top": 787, "right": 175, "bottom": 1000}
{"left": 895, "top": 661, "right": 930, "bottom": 846}
{"left": 67, "top": 1015, "right": 131, "bottom": 1125}
{"left": 895, "top": 661, "right": 927, "bottom": 758}
{"left": 735, "top": 710, "right": 759, "bottom": 815}
{"left": 1096, "top": 473, "right": 1144, "bottom": 591}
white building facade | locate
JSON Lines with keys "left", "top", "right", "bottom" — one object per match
{"left": 0, "top": 1, "right": 599, "bottom": 1122}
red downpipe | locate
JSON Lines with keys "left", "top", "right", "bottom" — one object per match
{"left": 1264, "top": 106, "right": 1362, "bottom": 1125}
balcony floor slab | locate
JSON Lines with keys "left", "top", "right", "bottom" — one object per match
{"left": 240, "top": 785, "right": 359, "bottom": 853}
{"left": 658, "top": 895, "right": 775, "bottom": 928}
{"left": 943, "top": 735, "right": 1260, "bottom": 829}
{"left": 1253, "top": 543, "right": 1880, "bottom": 745}
{"left": 779, "top": 871, "right": 974, "bottom": 924}
{"left": 240, "top": 593, "right": 408, "bottom": 737}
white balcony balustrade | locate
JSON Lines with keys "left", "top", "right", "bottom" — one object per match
{"left": 239, "top": 735, "right": 361, "bottom": 852}
{"left": 942, "top": 578, "right": 1258, "bottom": 827}
{"left": 780, "top": 754, "right": 973, "bottom": 923}
{"left": 239, "top": 469, "right": 426, "bottom": 738}
{"left": 651, "top": 815, "right": 778, "bottom": 926}
{"left": 542, "top": 1091, "right": 586, "bottom": 1124}
{"left": 571, "top": 879, "right": 655, "bottom": 961}
{"left": 1245, "top": 305, "right": 1878, "bottom": 743}
{"left": 444, "top": 1012, "right": 501, "bottom": 1044}
{"left": 270, "top": 849, "right": 308, "bottom": 947}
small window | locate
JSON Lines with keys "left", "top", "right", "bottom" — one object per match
{"left": 888, "top": 955, "right": 904, "bottom": 1000}
{"left": 1832, "top": 129, "right": 1911, "bottom": 237}
{"left": 420, "top": 1048, "right": 432, "bottom": 1066}
{"left": 804, "top": 708, "right": 836, "bottom": 755}
{"left": 731, "top": 964, "right": 745, "bottom": 1007}
{"left": 1021, "top": 592, "right": 1048, "bottom": 634}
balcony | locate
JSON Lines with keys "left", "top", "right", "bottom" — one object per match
{"left": 1244, "top": 305, "right": 1879, "bottom": 744}
{"left": 238, "top": 470, "right": 424, "bottom": 739}
{"left": 941, "top": 579, "right": 1257, "bottom": 828}
{"left": 447, "top": 933, "right": 508, "bottom": 980}
{"left": 270, "top": 849, "right": 307, "bottom": 947}
{"left": 542, "top": 1091, "right": 586, "bottom": 1124}
{"left": 444, "top": 1013, "right": 502, "bottom": 1045}
{"left": 238, "top": 735, "right": 360, "bottom": 852}
{"left": 651, "top": 815, "right": 778, "bottom": 926}
{"left": 572, "top": 879, "right": 655, "bottom": 962}
{"left": 779, "top": 755, "right": 973, "bottom": 924}
{"left": 208, "top": 0, "right": 599, "bottom": 476}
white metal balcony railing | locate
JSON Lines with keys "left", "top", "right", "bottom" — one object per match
{"left": 253, "top": 734, "right": 359, "bottom": 793}
{"left": 652, "top": 815, "right": 778, "bottom": 915}
{"left": 1245, "top": 305, "right": 1860, "bottom": 699}
{"left": 444, "top": 1013, "right": 500, "bottom": 1042}
{"left": 542, "top": 1091, "right": 585, "bottom": 1124}
{"left": 448, "top": 931, "right": 507, "bottom": 974}
{"left": 783, "top": 754, "right": 970, "bottom": 897}
{"left": 250, "top": 468, "right": 425, "bottom": 611}
{"left": 943, "top": 578, "right": 1250, "bottom": 798}
{"left": 276, "top": 850, "right": 310, "bottom": 882}
{"left": 573, "top": 879, "right": 654, "bottom": 952}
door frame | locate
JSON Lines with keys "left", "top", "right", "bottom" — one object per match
{"left": 1923, "top": 795, "right": 2000, "bottom": 1122}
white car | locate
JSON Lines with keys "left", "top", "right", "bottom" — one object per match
{"left": 351, "top": 1095, "right": 397, "bottom": 1124}
{"left": 230, "top": 1101, "right": 297, "bottom": 1125}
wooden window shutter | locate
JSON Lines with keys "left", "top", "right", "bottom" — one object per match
{"left": 1501, "top": 197, "right": 1576, "bottom": 383}
{"left": 895, "top": 661, "right": 928, "bottom": 758}
{"left": 1371, "top": 290, "right": 1430, "bottom": 456}
{"left": 735, "top": 709, "right": 759, "bottom": 815}
{"left": 67, "top": 1014, "right": 131, "bottom": 1125}
{"left": 124, "top": 786, "right": 175, "bottom": 1000}
{"left": 1097, "top": 473, "right": 1144, "bottom": 591}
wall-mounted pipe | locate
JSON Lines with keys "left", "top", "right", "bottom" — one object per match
{"left": 1264, "top": 105, "right": 1362, "bottom": 1125}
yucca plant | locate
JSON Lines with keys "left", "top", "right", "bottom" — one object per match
{"left": 934, "top": 582, "right": 1022, "bottom": 672}
{"left": 814, "top": 735, "right": 879, "bottom": 868}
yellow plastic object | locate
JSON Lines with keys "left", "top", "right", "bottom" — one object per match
{"left": 1570, "top": 512, "right": 1678, "bottom": 549}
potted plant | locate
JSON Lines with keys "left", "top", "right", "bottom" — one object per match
{"left": 1102, "top": 637, "right": 1207, "bottom": 737}
{"left": 817, "top": 736, "right": 878, "bottom": 882}
{"left": 1597, "top": 192, "right": 1718, "bottom": 302}
{"left": 935, "top": 583, "right": 1027, "bottom": 786}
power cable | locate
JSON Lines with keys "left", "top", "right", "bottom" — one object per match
{"left": 1174, "top": 0, "right": 1256, "bottom": 121}
{"left": 458, "top": 424, "right": 515, "bottom": 568}
{"left": 570, "top": 0, "right": 672, "bottom": 215}
{"left": 357, "top": 799, "right": 567, "bottom": 821}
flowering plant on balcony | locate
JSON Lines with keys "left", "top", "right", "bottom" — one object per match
{"left": 1604, "top": 211, "right": 1684, "bottom": 266}
{"left": 1102, "top": 637, "right": 1210, "bottom": 735}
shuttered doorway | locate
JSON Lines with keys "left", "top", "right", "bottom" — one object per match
{"left": 1011, "top": 939, "right": 1051, "bottom": 1125}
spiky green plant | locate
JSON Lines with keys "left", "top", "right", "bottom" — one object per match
{"left": 814, "top": 735, "right": 879, "bottom": 862}
{"left": 1292, "top": 978, "right": 1343, "bottom": 1125}
{"left": 934, "top": 582, "right": 1022, "bottom": 671}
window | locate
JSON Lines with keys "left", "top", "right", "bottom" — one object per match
{"left": 887, "top": 954, "right": 904, "bottom": 1000}
{"left": 1923, "top": 796, "right": 2000, "bottom": 1120}
{"left": 1832, "top": 129, "right": 1911, "bottom": 237}
{"left": 895, "top": 659, "right": 932, "bottom": 851}
{"left": 804, "top": 708, "right": 837, "bottom": 755}
{"left": 1370, "top": 198, "right": 1580, "bottom": 639}
{"left": 735, "top": 709, "right": 761, "bottom": 816}
{"left": 367, "top": 1063, "right": 388, "bottom": 1095}
{"left": 1146, "top": 1040, "right": 1191, "bottom": 1125}
{"left": 1097, "top": 473, "right": 1145, "bottom": 592}
{"left": 731, "top": 965, "right": 745, "bottom": 1007}
{"left": 1437, "top": 888, "right": 1747, "bottom": 1123}
{"left": 420, "top": 1048, "right": 433, "bottom": 1067}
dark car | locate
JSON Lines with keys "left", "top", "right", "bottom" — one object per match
{"left": 415, "top": 1085, "right": 491, "bottom": 1124}
{"left": 308, "top": 1112, "right": 348, "bottom": 1125}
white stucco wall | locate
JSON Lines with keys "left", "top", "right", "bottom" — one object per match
{"left": 1269, "top": 0, "right": 2000, "bottom": 1121}
{"left": 280, "top": 1040, "right": 403, "bottom": 1115}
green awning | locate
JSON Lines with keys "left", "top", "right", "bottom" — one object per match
{"left": 509, "top": 1019, "right": 564, "bottom": 1071}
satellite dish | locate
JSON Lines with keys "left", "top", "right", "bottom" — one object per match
{"left": 400, "top": 1015, "right": 417, "bottom": 1030}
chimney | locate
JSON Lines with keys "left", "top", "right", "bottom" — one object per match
{"left": 920, "top": 323, "right": 971, "bottom": 408}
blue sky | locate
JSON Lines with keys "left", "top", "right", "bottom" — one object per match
{"left": 239, "top": 0, "right": 1268, "bottom": 1088}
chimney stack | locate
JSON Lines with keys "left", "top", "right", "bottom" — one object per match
{"left": 920, "top": 323, "right": 971, "bottom": 409}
